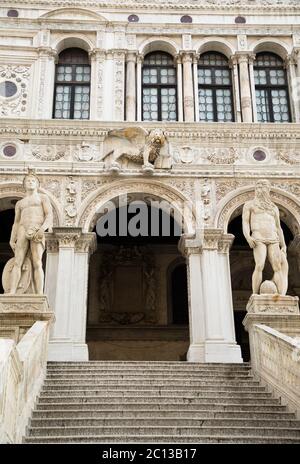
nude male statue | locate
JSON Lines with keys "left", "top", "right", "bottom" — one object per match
{"left": 242, "top": 179, "right": 288, "bottom": 295}
{"left": 8, "top": 171, "right": 53, "bottom": 294}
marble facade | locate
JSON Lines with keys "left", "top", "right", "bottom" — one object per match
{"left": 0, "top": 0, "right": 300, "bottom": 364}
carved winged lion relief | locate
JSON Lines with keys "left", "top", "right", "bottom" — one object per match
{"left": 101, "top": 126, "right": 173, "bottom": 173}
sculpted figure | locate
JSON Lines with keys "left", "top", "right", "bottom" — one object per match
{"left": 242, "top": 179, "right": 288, "bottom": 295}
{"left": 4, "top": 170, "right": 53, "bottom": 295}
{"left": 102, "top": 127, "right": 170, "bottom": 172}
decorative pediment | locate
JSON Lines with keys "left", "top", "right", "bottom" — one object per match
{"left": 39, "top": 8, "right": 107, "bottom": 23}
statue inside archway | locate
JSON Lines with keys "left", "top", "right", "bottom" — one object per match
{"left": 2, "top": 170, "right": 53, "bottom": 295}
{"left": 242, "top": 179, "right": 289, "bottom": 296}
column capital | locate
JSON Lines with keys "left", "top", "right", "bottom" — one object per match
{"left": 125, "top": 51, "right": 138, "bottom": 63}
{"left": 75, "top": 232, "right": 97, "bottom": 255}
{"left": 178, "top": 233, "right": 202, "bottom": 257}
{"left": 136, "top": 53, "right": 144, "bottom": 64}
{"left": 285, "top": 54, "right": 297, "bottom": 67}
{"left": 52, "top": 227, "right": 82, "bottom": 249}
{"left": 179, "top": 50, "right": 198, "bottom": 63}
{"left": 36, "top": 46, "right": 57, "bottom": 59}
{"left": 232, "top": 52, "right": 256, "bottom": 65}
{"left": 203, "top": 229, "right": 234, "bottom": 252}
{"left": 89, "top": 48, "right": 106, "bottom": 60}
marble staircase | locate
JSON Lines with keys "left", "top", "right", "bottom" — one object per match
{"left": 24, "top": 361, "right": 300, "bottom": 444}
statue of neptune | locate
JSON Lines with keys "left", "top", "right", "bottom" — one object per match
{"left": 4, "top": 170, "right": 53, "bottom": 295}
{"left": 242, "top": 179, "right": 288, "bottom": 296}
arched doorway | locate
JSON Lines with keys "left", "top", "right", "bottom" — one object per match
{"left": 86, "top": 199, "right": 189, "bottom": 361}
{"left": 168, "top": 260, "right": 189, "bottom": 325}
{"left": 228, "top": 214, "right": 294, "bottom": 362}
{"left": 0, "top": 199, "right": 17, "bottom": 293}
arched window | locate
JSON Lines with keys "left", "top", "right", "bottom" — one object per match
{"left": 142, "top": 52, "right": 177, "bottom": 121}
{"left": 254, "top": 53, "right": 291, "bottom": 123}
{"left": 53, "top": 48, "right": 91, "bottom": 120}
{"left": 198, "top": 52, "right": 234, "bottom": 122}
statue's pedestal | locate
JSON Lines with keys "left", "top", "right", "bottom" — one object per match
{"left": 0, "top": 294, "right": 55, "bottom": 342}
{"left": 243, "top": 294, "right": 300, "bottom": 338}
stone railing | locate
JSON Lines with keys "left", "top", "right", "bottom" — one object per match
{"left": 0, "top": 321, "right": 50, "bottom": 443}
{"left": 250, "top": 324, "right": 300, "bottom": 418}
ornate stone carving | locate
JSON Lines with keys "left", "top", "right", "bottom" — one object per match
{"left": 207, "top": 147, "right": 238, "bottom": 165}
{"left": 64, "top": 177, "right": 78, "bottom": 226}
{"left": 246, "top": 294, "right": 300, "bottom": 315}
{"left": 27, "top": 145, "right": 67, "bottom": 161}
{"left": 278, "top": 151, "right": 300, "bottom": 165}
{"left": 172, "top": 146, "right": 198, "bottom": 164}
{"left": 102, "top": 127, "right": 172, "bottom": 172}
{"left": 73, "top": 143, "right": 99, "bottom": 162}
{"left": 2, "top": 170, "right": 53, "bottom": 295}
{"left": 242, "top": 180, "right": 289, "bottom": 295}
{"left": 53, "top": 227, "right": 81, "bottom": 248}
{"left": 0, "top": 65, "right": 30, "bottom": 117}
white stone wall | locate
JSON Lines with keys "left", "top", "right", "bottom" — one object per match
{"left": 1, "top": 1, "right": 300, "bottom": 363}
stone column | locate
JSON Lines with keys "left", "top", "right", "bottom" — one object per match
{"left": 125, "top": 52, "right": 137, "bottom": 121}
{"left": 46, "top": 228, "right": 96, "bottom": 361}
{"left": 294, "top": 48, "right": 300, "bottom": 78}
{"left": 248, "top": 54, "right": 258, "bottom": 122}
{"left": 181, "top": 51, "right": 195, "bottom": 122}
{"left": 32, "top": 47, "right": 57, "bottom": 119}
{"left": 175, "top": 54, "right": 184, "bottom": 122}
{"left": 179, "top": 230, "right": 243, "bottom": 363}
{"left": 286, "top": 54, "right": 299, "bottom": 123}
{"left": 193, "top": 54, "right": 200, "bottom": 122}
{"left": 236, "top": 53, "right": 253, "bottom": 123}
{"left": 136, "top": 54, "right": 143, "bottom": 121}
{"left": 89, "top": 49, "right": 105, "bottom": 121}
{"left": 230, "top": 55, "right": 242, "bottom": 123}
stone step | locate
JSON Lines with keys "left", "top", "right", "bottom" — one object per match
{"left": 35, "top": 402, "right": 288, "bottom": 412}
{"left": 26, "top": 425, "right": 300, "bottom": 438}
{"left": 44, "top": 377, "right": 258, "bottom": 386}
{"left": 37, "top": 396, "right": 281, "bottom": 405}
{"left": 38, "top": 388, "right": 273, "bottom": 398}
{"left": 29, "top": 417, "right": 300, "bottom": 428}
{"left": 32, "top": 409, "right": 295, "bottom": 420}
{"left": 46, "top": 367, "right": 252, "bottom": 374}
{"left": 42, "top": 384, "right": 265, "bottom": 392}
{"left": 23, "top": 435, "right": 300, "bottom": 444}
{"left": 46, "top": 370, "right": 255, "bottom": 382}
{"left": 45, "top": 371, "right": 253, "bottom": 378}
{"left": 47, "top": 362, "right": 251, "bottom": 367}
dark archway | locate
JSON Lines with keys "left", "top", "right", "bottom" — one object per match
{"left": 0, "top": 208, "right": 15, "bottom": 294}
{"left": 168, "top": 261, "right": 189, "bottom": 325}
{"left": 86, "top": 202, "right": 189, "bottom": 360}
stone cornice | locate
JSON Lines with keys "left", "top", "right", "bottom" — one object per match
{"left": 1, "top": 0, "right": 300, "bottom": 13}
{"left": 2, "top": 119, "right": 300, "bottom": 141}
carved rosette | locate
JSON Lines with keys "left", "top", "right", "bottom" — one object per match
{"left": 0, "top": 64, "right": 31, "bottom": 117}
